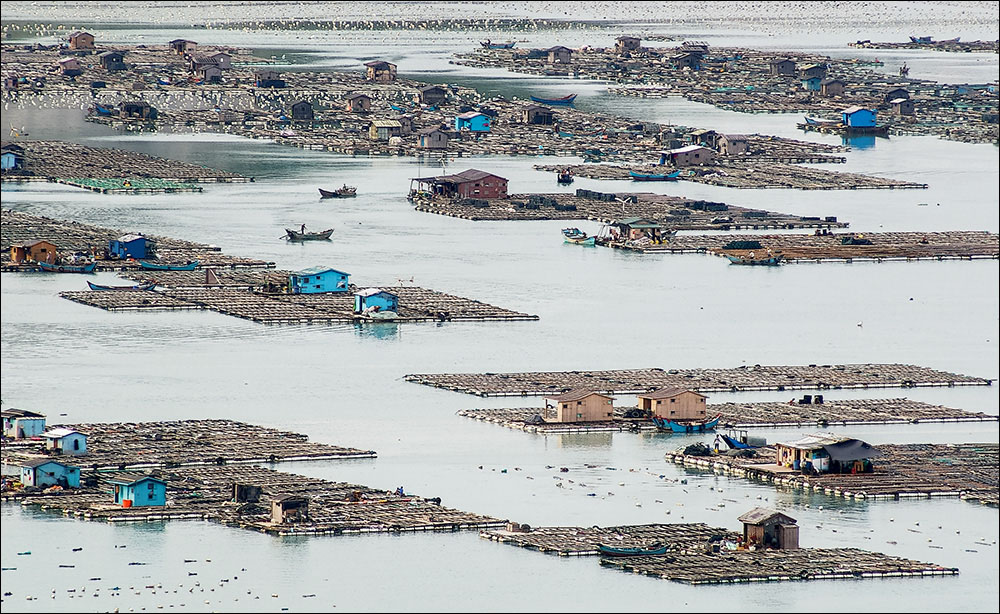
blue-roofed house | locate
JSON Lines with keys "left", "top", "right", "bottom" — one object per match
{"left": 2, "top": 408, "right": 46, "bottom": 438}
{"left": 1, "top": 142, "right": 25, "bottom": 171}
{"left": 354, "top": 288, "right": 399, "bottom": 314}
{"left": 109, "top": 234, "right": 149, "bottom": 259}
{"left": 841, "top": 106, "right": 876, "bottom": 128}
{"left": 801, "top": 76, "right": 821, "bottom": 91}
{"left": 455, "top": 111, "right": 491, "bottom": 132}
{"left": 21, "top": 459, "right": 80, "bottom": 488}
{"left": 288, "top": 267, "right": 350, "bottom": 294}
{"left": 42, "top": 428, "right": 87, "bottom": 456}
{"left": 108, "top": 474, "right": 167, "bottom": 507}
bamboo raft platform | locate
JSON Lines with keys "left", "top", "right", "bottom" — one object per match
{"left": 482, "top": 523, "right": 957, "bottom": 584}
{"left": 456, "top": 43, "right": 997, "bottom": 145}
{"left": 405, "top": 364, "right": 994, "bottom": 397}
{"left": 534, "top": 161, "right": 928, "bottom": 190}
{"left": 0, "top": 419, "right": 376, "bottom": 471}
{"left": 0, "top": 141, "right": 248, "bottom": 191}
{"left": 665, "top": 443, "right": 999, "bottom": 506}
{"left": 1, "top": 210, "right": 274, "bottom": 271}
{"left": 412, "top": 190, "right": 847, "bottom": 229}
{"left": 9, "top": 465, "right": 503, "bottom": 536}
{"left": 848, "top": 39, "right": 999, "bottom": 53}
{"left": 615, "top": 230, "right": 1000, "bottom": 263}
{"left": 457, "top": 399, "right": 998, "bottom": 433}
{"left": 60, "top": 284, "right": 539, "bottom": 324}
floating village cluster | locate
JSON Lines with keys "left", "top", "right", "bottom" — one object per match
{"left": 1, "top": 21, "right": 998, "bottom": 597}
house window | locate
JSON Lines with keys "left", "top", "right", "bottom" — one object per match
{"left": 670, "top": 399, "right": 676, "bottom": 403}
{"left": 577, "top": 413, "right": 583, "bottom": 418}
{"left": 577, "top": 401, "right": 582, "bottom": 405}
{"left": 73, "top": 439, "right": 80, "bottom": 450}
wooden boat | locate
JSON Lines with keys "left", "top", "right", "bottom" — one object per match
{"left": 909, "top": 36, "right": 933, "bottom": 44}
{"left": 651, "top": 413, "right": 722, "bottom": 433}
{"left": 139, "top": 260, "right": 199, "bottom": 271}
{"left": 480, "top": 41, "right": 516, "bottom": 49}
{"left": 629, "top": 169, "right": 680, "bottom": 181}
{"left": 726, "top": 253, "right": 784, "bottom": 266}
{"left": 939, "top": 37, "right": 960, "bottom": 43}
{"left": 87, "top": 281, "right": 156, "bottom": 291}
{"left": 319, "top": 185, "right": 357, "bottom": 199}
{"left": 93, "top": 103, "right": 114, "bottom": 116}
{"left": 557, "top": 171, "right": 574, "bottom": 184}
{"left": 721, "top": 429, "right": 766, "bottom": 450}
{"left": 38, "top": 261, "right": 97, "bottom": 274}
{"left": 562, "top": 228, "right": 595, "bottom": 245}
{"left": 529, "top": 94, "right": 577, "bottom": 106}
{"left": 285, "top": 228, "right": 334, "bottom": 241}
{"left": 803, "top": 116, "right": 838, "bottom": 126}
{"left": 598, "top": 542, "right": 668, "bottom": 557}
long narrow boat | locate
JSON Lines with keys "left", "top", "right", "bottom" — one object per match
{"left": 598, "top": 543, "right": 668, "bottom": 557}
{"left": 629, "top": 169, "right": 680, "bottom": 181}
{"left": 139, "top": 260, "right": 199, "bottom": 271}
{"left": 38, "top": 261, "right": 97, "bottom": 274}
{"left": 651, "top": 413, "right": 722, "bottom": 433}
{"left": 557, "top": 171, "right": 574, "bottom": 184}
{"left": 529, "top": 94, "right": 577, "bottom": 106}
{"left": 726, "top": 253, "right": 783, "bottom": 266}
{"left": 87, "top": 281, "right": 156, "bottom": 291}
{"left": 480, "top": 41, "right": 516, "bottom": 49}
{"left": 319, "top": 186, "right": 357, "bottom": 199}
{"left": 94, "top": 103, "right": 114, "bottom": 116}
{"left": 285, "top": 228, "right": 334, "bottom": 241}
{"left": 562, "top": 228, "right": 596, "bottom": 246}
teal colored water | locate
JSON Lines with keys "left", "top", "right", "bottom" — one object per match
{"left": 2, "top": 4, "right": 998, "bottom": 612}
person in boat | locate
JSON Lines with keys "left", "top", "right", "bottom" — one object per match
{"left": 300, "top": 223, "right": 306, "bottom": 234}
{"left": 713, "top": 434, "right": 722, "bottom": 452}
{"left": 395, "top": 486, "right": 405, "bottom": 496}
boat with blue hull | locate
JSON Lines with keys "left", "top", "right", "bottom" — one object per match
{"left": 87, "top": 281, "right": 156, "bottom": 291}
{"left": 629, "top": 169, "right": 680, "bottom": 181}
{"left": 562, "top": 228, "right": 596, "bottom": 246}
{"left": 139, "top": 260, "right": 199, "bottom": 271}
{"left": 529, "top": 94, "right": 577, "bottom": 106}
{"left": 651, "top": 413, "right": 722, "bottom": 433}
{"left": 481, "top": 40, "right": 516, "bottom": 49}
{"left": 726, "top": 253, "right": 783, "bottom": 266}
{"left": 38, "top": 261, "right": 97, "bottom": 274}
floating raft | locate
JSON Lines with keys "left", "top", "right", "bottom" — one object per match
{"left": 412, "top": 190, "right": 847, "bottom": 230}
{"left": 60, "top": 284, "right": 539, "bottom": 324}
{"left": 1, "top": 210, "right": 273, "bottom": 271}
{"left": 665, "top": 443, "right": 999, "bottom": 506}
{"left": 406, "top": 364, "right": 994, "bottom": 397}
{"left": 457, "top": 399, "right": 998, "bottom": 433}
{"left": 611, "top": 230, "right": 1000, "bottom": 262}
{"left": 482, "top": 523, "right": 958, "bottom": 584}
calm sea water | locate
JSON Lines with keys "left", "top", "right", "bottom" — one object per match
{"left": 2, "top": 4, "right": 998, "bottom": 612}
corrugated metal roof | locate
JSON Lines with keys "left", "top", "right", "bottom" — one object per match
{"left": 1, "top": 408, "right": 45, "bottom": 419}
{"left": 42, "top": 428, "right": 84, "bottom": 439}
{"left": 20, "top": 458, "right": 75, "bottom": 469}
{"left": 545, "top": 389, "right": 613, "bottom": 402}
{"left": 737, "top": 507, "right": 796, "bottom": 525}
{"left": 777, "top": 433, "right": 853, "bottom": 450}
{"left": 841, "top": 106, "right": 869, "bottom": 115}
{"left": 638, "top": 387, "right": 705, "bottom": 400}
{"left": 293, "top": 267, "right": 350, "bottom": 277}
{"left": 117, "top": 234, "right": 145, "bottom": 243}
{"left": 107, "top": 473, "right": 164, "bottom": 485}
{"left": 370, "top": 120, "right": 402, "bottom": 128}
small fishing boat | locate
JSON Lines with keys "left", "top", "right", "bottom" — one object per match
{"left": 803, "top": 116, "right": 839, "bottom": 126}
{"left": 38, "top": 261, "right": 97, "bottom": 274}
{"left": 87, "top": 281, "right": 156, "bottom": 291}
{"left": 138, "top": 260, "right": 199, "bottom": 271}
{"left": 726, "top": 253, "right": 784, "bottom": 266}
{"left": 557, "top": 170, "right": 574, "bottom": 184}
{"left": 629, "top": 169, "right": 680, "bottom": 181}
{"left": 720, "top": 429, "right": 766, "bottom": 450}
{"left": 285, "top": 228, "right": 334, "bottom": 241}
{"left": 939, "top": 37, "right": 960, "bottom": 43}
{"left": 319, "top": 185, "right": 358, "bottom": 199}
{"left": 93, "top": 103, "right": 114, "bottom": 116}
{"left": 562, "top": 228, "right": 596, "bottom": 246}
{"left": 651, "top": 413, "right": 722, "bottom": 433}
{"left": 529, "top": 94, "right": 577, "bottom": 106}
{"left": 909, "top": 36, "right": 933, "bottom": 44}
{"left": 598, "top": 542, "right": 668, "bottom": 557}
{"left": 480, "top": 40, "right": 516, "bottom": 50}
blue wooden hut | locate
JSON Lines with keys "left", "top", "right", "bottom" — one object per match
{"left": 109, "top": 234, "right": 148, "bottom": 259}
{"left": 21, "top": 459, "right": 81, "bottom": 488}
{"left": 800, "top": 76, "right": 821, "bottom": 91}
{"left": 288, "top": 267, "right": 350, "bottom": 294}
{"left": 841, "top": 106, "right": 876, "bottom": 127}
{"left": 108, "top": 474, "right": 167, "bottom": 507}
{"left": 2, "top": 408, "right": 46, "bottom": 438}
{"left": 354, "top": 288, "right": 399, "bottom": 314}
{"left": 455, "top": 111, "right": 491, "bottom": 132}
{"left": 42, "top": 428, "right": 87, "bottom": 456}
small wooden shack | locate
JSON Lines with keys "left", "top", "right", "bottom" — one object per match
{"left": 775, "top": 433, "right": 882, "bottom": 474}
{"left": 1, "top": 142, "right": 25, "bottom": 171}
{"left": 254, "top": 69, "right": 285, "bottom": 88}
{"left": 354, "top": 288, "right": 399, "bottom": 314}
{"left": 109, "top": 474, "right": 166, "bottom": 507}
{"left": 393, "top": 114, "right": 413, "bottom": 134}
{"left": 885, "top": 87, "right": 909, "bottom": 102}
{"left": 197, "top": 64, "right": 222, "bottom": 83}
{"left": 615, "top": 36, "right": 641, "bottom": 54}
{"left": 717, "top": 134, "right": 749, "bottom": 156}
{"left": 68, "top": 31, "right": 95, "bottom": 50}
{"left": 547, "top": 46, "right": 573, "bottom": 64}
{"left": 418, "top": 85, "right": 448, "bottom": 106}
{"left": 799, "top": 63, "right": 827, "bottom": 79}
{"left": 121, "top": 101, "right": 157, "bottom": 119}
{"left": 169, "top": 39, "right": 197, "bottom": 55}
{"left": 42, "top": 427, "right": 88, "bottom": 456}
{"left": 544, "top": 390, "right": 614, "bottom": 423}
{"left": 637, "top": 387, "right": 707, "bottom": 420}
{"left": 109, "top": 234, "right": 149, "bottom": 260}
{"left": 11, "top": 240, "right": 57, "bottom": 264}
{"left": 769, "top": 58, "right": 795, "bottom": 76}
{"left": 368, "top": 119, "right": 403, "bottom": 141}
{"left": 344, "top": 93, "right": 371, "bottom": 113}
{"left": 271, "top": 495, "right": 309, "bottom": 524}
{"left": 288, "top": 267, "right": 350, "bottom": 294}
{"left": 98, "top": 50, "right": 127, "bottom": 70}
{"left": 410, "top": 169, "right": 508, "bottom": 199}
{"left": 671, "top": 52, "right": 700, "bottom": 70}
{"left": 21, "top": 459, "right": 80, "bottom": 489}
{"left": 841, "top": 106, "right": 876, "bottom": 128}
{"left": 290, "top": 100, "right": 314, "bottom": 120}
{"left": 522, "top": 104, "right": 555, "bottom": 125}
{"left": 660, "top": 144, "right": 715, "bottom": 166}
{"left": 891, "top": 98, "right": 915, "bottom": 116}
{"left": 364, "top": 60, "right": 397, "bottom": 82}
{"left": 2, "top": 408, "right": 46, "bottom": 438}
{"left": 820, "top": 78, "right": 846, "bottom": 97}
{"left": 417, "top": 127, "right": 450, "bottom": 149}
{"left": 738, "top": 508, "right": 799, "bottom": 549}
{"left": 57, "top": 57, "right": 83, "bottom": 76}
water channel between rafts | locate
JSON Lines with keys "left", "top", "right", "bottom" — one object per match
{"left": 1, "top": 14, "right": 998, "bottom": 614}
